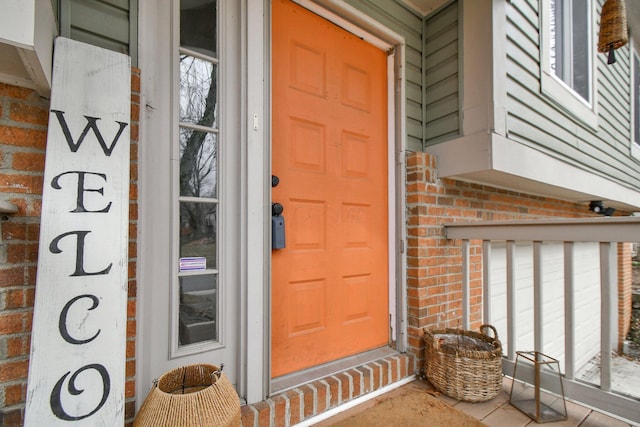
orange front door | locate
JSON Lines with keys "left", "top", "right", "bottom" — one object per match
{"left": 271, "top": 0, "right": 389, "bottom": 378}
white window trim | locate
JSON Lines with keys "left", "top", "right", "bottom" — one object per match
{"left": 539, "top": 0, "right": 598, "bottom": 129}
{"left": 632, "top": 41, "right": 640, "bottom": 160}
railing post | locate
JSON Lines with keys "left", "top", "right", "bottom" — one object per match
{"left": 564, "top": 241, "right": 575, "bottom": 380}
{"left": 534, "top": 241, "right": 543, "bottom": 354}
{"left": 482, "top": 240, "right": 491, "bottom": 324}
{"left": 599, "top": 242, "right": 616, "bottom": 392}
{"left": 462, "top": 239, "right": 470, "bottom": 330}
{"left": 506, "top": 240, "right": 516, "bottom": 360}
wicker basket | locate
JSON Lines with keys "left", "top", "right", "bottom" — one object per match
{"left": 134, "top": 364, "right": 240, "bottom": 427}
{"left": 423, "top": 324, "right": 503, "bottom": 402}
{"left": 597, "top": 0, "right": 628, "bottom": 53}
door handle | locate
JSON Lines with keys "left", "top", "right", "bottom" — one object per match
{"left": 272, "top": 203, "right": 285, "bottom": 249}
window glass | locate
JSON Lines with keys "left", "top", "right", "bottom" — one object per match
{"left": 550, "top": 0, "right": 564, "bottom": 77}
{"left": 571, "top": 2, "right": 589, "bottom": 100}
{"left": 179, "top": 275, "right": 217, "bottom": 345}
{"left": 179, "top": 129, "right": 217, "bottom": 198}
{"left": 176, "top": 0, "right": 219, "bottom": 350}
{"left": 179, "top": 202, "right": 217, "bottom": 268}
{"left": 180, "top": 0, "right": 217, "bottom": 56}
{"left": 180, "top": 56, "right": 217, "bottom": 126}
{"left": 549, "top": 0, "right": 590, "bottom": 103}
{"left": 635, "top": 52, "right": 640, "bottom": 146}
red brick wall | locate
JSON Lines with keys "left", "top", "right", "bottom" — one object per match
{"left": 0, "top": 70, "right": 139, "bottom": 426}
{"left": 125, "top": 68, "right": 140, "bottom": 426}
{"left": 0, "top": 83, "right": 48, "bottom": 427}
{"left": 618, "top": 242, "right": 632, "bottom": 351}
{"left": 405, "top": 152, "right": 632, "bottom": 371}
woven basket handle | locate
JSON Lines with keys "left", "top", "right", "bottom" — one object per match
{"left": 480, "top": 324, "right": 498, "bottom": 341}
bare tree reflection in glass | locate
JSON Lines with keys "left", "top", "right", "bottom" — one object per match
{"left": 179, "top": 56, "right": 218, "bottom": 260}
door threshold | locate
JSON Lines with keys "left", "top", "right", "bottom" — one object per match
{"left": 270, "top": 346, "right": 397, "bottom": 394}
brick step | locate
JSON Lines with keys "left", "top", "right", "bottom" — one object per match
{"left": 240, "top": 353, "right": 415, "bottom": 427}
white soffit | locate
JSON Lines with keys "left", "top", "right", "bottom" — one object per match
{"left": 427, "top": 134, "right": 640, "bottom": 212}
{"left": 0, "top": 0, "right": 56, "bottom": 97}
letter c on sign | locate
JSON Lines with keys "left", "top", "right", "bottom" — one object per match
{"left": 59, "top": 294, "right": 101, "bottom": 345}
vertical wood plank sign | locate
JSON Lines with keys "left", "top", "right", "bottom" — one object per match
{"left": 25, "top": 37, "right": 130, "bottom": 426}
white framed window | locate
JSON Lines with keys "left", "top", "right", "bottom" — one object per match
{"left": 633, "top": 46, "right": 640, "bottom": 159}
{"left": 171, "top": 0, "right": 222, "bottom": 357}
{"left": 540, "top": 0, "right": 598, "bottom": 128}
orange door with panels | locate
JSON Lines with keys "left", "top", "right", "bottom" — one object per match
{"left": 271, "top": 0, "right": 390, "bottom": 377}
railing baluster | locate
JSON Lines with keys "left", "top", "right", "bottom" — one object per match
{"left": 564, "top": 241, "right": 575, "bottom": 380}
{"left": 534, "top": 241, "right": 543, "bottom": 353}
{"left": 482, "top": 240, "right": 491, "bottom": 324}
{"left": 599, "top": 242, "right": 614, "bottom": 392}
{"left": 506, "top": 240, "right": 516, "bottom": 360}
{"left": 462, "top": 239, "right": 470, "bottom": 330}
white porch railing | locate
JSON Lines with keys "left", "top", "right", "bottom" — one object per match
{"left": 444, "top": 217, "right": 640, "bottom": 425}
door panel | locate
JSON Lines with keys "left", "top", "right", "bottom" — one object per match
{"left": 271, "top": 0, "right": 389, "bottom": 378}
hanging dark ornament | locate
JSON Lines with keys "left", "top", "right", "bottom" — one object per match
{"left": 607, "top": 45, "right": 617, "bottom": 65}
{"left": 597, "top": 0, "right": 629, "bottom": 65}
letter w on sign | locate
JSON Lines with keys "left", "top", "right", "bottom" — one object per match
{"left": 51, "top": 110, "right": 128, "bottom": 156}
{"left": 25, "top": 37, "right": 130, "bottom": 426}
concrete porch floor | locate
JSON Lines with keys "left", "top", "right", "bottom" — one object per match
{"left": 308, "top": 377, "right": 637, "bottom": 427}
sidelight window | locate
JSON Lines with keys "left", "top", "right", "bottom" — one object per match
{"left": 173, "top": 0, "right": 220, "bottom": 354}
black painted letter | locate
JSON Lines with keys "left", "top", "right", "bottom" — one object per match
{"left": 52, "top": 110, "right": 128, "bottom": 156}
{"left": 59, "top": 294, "right": 101, "bottom": 344}
{"left": 51, "top": 171, "right": 112, "bottom": 213}
{"left": 49, "top": 231, "right": 112, "bottom": 277}
{"left": 50, "top": 364, "right": 110, "bottom": 421}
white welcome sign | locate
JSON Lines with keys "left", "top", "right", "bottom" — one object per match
{"left": 25, "top": 37, "right": 130, "bottom": 426}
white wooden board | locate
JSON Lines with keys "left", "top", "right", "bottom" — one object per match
{"left": 25, "top": 37, "right": 130, "bottom": 426}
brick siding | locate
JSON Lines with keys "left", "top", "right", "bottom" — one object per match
{"left": 125, "top": 68, "right": 141, "bottom": 426}
{"left": 0, "top": 83, "right": 49, "bottom": 427}
{"left": 619, "top": 242, "right": 632, "bottom": 350}
{"left": 240, "top": 353, "right": 413, "bottom": 426}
